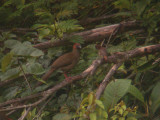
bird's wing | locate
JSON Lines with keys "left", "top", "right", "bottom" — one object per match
{"left": 51, "top": 52, "right": 74, "bottom": 69}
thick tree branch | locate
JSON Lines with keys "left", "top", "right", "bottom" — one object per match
{"left": 107, "top": 44, "right": 160, "bottom": 63}
{"left": 33, "top": 21, "right": 138, "bottom": 49}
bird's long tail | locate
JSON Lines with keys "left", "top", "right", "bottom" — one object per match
{"left": 42, "top": 68, "right": 55, "bottom": 81}
{"left": 37, "top": 68, "right": 55, "bottom": 86}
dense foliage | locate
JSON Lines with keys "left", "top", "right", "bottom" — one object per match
{"left": 0, "top": 0, "right": 160, "bottom": 120}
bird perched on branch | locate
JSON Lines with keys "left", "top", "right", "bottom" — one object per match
{"left": 38, "top": 43, "right": 81, "bottom": 85}
{"left": 95, "top": 44, "right": 108, "bottom": 62}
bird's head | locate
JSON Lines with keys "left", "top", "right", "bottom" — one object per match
{"left": 73, "top": 43, "right": 81, "bottom": 49}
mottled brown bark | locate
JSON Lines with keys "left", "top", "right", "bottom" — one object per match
{"left": 33, "top": 21, "right": 138, "bottom": 49}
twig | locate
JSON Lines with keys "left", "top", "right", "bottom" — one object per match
{"left": 18, "top": 107, "right": 31, "bottom": 120}
{"left": 18, "top": 60, "right": 32, "bottom": 91}
{"left": 0, "top": 96, "right": 48, "bottom": 112}
{"left": 32, "top": 95, "right": 55, "bottom": 120}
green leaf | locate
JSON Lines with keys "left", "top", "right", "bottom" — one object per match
{"left": 88, "top": 92, "right": 94, "bottom": 105}
{"left": 10, "top": 42, "right": 44, "bottom": 57}
{"left": 4, "top": 39, "right": 21, "bottom": 49}
{"left": 33, "top": 75, "right": 47, "bottom": 84}
{"left": 118, "top": 108, "right": 123, "bottom": 115}
{"left": 52, "top": 113, "right": 71, "bottom": 120}
{"left": 103, "top": 79, "right": 131, "bottom": 110}
{"left": 1, "top": 52, "right": 14, "bottom": 72}
{"left": 30, "top": 49, "right": 44, "bottom": 57}
{"left": 95, "top": 100, "right": 105, "bottom": 109}
{"left": 128, "top": 85, "right": 145, "bottom": 103}
{"left": 89, "top": 112, "right": 97, "bottom": 120}
{"left": 102, "top": 111, "right": 108, "bottom": 119}
{"left": 39, "top": 28, "right": 50, "bottom": 39}
{"left": 25, "top": 63, "right": 45, "bottom": 75}
{"left": 4, "top": 86, "right": 19, "bottom": 100}
{"left": 150, "top": 82, "right": 160, "bottom": 114}
{"left": 0, "top": 68, "right": 20, "bottom": 81}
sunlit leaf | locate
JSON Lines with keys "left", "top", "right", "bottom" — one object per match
{"left": 95, "top": 100, "right": 105, "bottom": 109}
{"left": 89, "top": 112, "right": 97, "bottom": 120}
{"left": 1, "top": 52, "right": 14, "bottom": 72}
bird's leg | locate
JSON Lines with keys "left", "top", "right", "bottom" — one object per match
{"left": 63, "top": 72, "right": 72, "bottom": 82}
{"left": 104, "top": 56, "right": 108, "bottom": 62}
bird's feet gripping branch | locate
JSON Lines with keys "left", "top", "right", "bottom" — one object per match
{"left": 63, "top": 72, "right": 72, "bottom": 82}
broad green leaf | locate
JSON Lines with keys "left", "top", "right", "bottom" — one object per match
{"left": 30, "top": 49, "right": 44, "bottom": 57}
{"left": 1, "top": 52, "right": 14, "bottom": 72}
{"left": 89, "top": 112, "right": 97, "bottom": 120}
{"left": 103, "top": 79, "right": 131, "bottom": 110}
{"left": 52, "top": 113, "right": 71, "bottom": 120}
{"left": 0, "top": 68, "right": 20, "bottom": 81}
{"left": 95, "top": 100, "right": 105, "bottom": 109}
{"left": 4, "top": 86, "right": 19, "bottom": 100}
{"left": 128, "top": 85, "right": 145, "bottom": 103}
{"left": 4, "top": 39, "right": 21, "bottom": 49}
{"left": 150, "top": 82, "right": 160, "bottom": 114}
{"left": 25, "top": 63, "right": 45, "bottom": 75}
{"left": 11, "top": 42, "right": 44, "bottom": 57}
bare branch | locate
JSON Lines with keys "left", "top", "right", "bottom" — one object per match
{"left": 0, "top": 96, "right": 48, "bottom": 112}
{"left": 18, "top": 107, "right": 31, "bottom": 120}
{"left": 18, "top": 60, "right": 32, "bottom": 91}
{"left": 33, "top": 21, "right": 138, "bottom": 49}
{"left": 107, "top": 44, "right": 160, "bottom": 63}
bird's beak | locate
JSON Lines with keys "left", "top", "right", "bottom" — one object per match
{"left": 77, "top": 45, "right": 81, "bottom": 49}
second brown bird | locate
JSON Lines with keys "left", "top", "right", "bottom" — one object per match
{"left": 95, "top": 44, "right": 108, "bottom": 62}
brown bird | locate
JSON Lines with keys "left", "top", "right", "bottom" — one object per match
{"left": 95, "top": 44, "right": 108, "bottom": 62}
{"left": 39, "top": 43, "right": 81, "bottom": 85}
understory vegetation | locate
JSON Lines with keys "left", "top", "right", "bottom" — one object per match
{"left": 0, "top": 0, "right": 160, "bottom": 120}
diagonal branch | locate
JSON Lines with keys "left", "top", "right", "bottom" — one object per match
{"left": 95, "top": 63, "right": 122, "bottom": 99}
